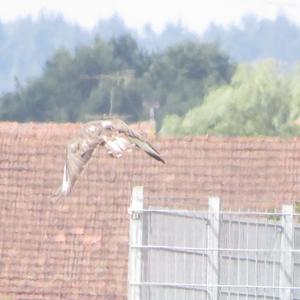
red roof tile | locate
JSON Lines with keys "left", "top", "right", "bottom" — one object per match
{"left": 0, "top": 122, "right": 300, "bottom": 299}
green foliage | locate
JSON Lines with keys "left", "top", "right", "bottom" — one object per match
{"left": 0, "top": 37, "right": 233, "bottom": 123}
{"left": 0, "top": 14, "right": 198, "bottom": 94}
{"left": 3, "top": 12, "right": 300, "bottom": 95}
{"left": 161, "top": 60, "right": 300, "bottom": 137}
{"left": 295, "top": 202, "right": 300, "bottom": 214}
{"left": 267, "top": 209, "right": 280, "bottom": 222}
{"left": 136, "top": 42, "right": 234, "bottom": 126}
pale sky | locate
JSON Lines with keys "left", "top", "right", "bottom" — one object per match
{"left": 0, "top": 0, "right": 299, "bottom": 33}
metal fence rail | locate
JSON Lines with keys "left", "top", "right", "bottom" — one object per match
{"left": 128, "top": 186, "right": 300, "bottom": 300}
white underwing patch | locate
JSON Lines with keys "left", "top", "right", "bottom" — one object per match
{"left": 101, "top": 120, "right": 112, "bottom": 128}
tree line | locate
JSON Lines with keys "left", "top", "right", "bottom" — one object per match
{"left": 2, "top": 12, "right": 300, "bottom": 94}
{"left": 0, "top": 36, "right": 233, "bottom": 126}
{"left": 2, "top": 13, "right": 300, "bottom": 136}
{"left": 161, "top": 60, "right": 300, "bottom": 136}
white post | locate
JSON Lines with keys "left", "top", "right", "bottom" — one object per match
{"left": 279, "top": 204, "right": 294, "bottom": 300}
{"left": 128, "top": 186, "right": 144, "bottom": 300}
{"left": 207, "top": 197, "right": 220, "bottom": 300}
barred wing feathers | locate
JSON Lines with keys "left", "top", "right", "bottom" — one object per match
{"left": 102, "top": 119, "right": 165, "bottom": 164}
{"left": 54, "top": 119, "right": 165, "bottom": 200}
{"left": 54, "top": 123, "right": 104, "bottom": 200}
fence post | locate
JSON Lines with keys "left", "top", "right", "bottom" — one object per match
{"left": 128, "top": 186, "right": 144, "bottom": 300}
{"left": 279, "top": 204, "right": 294, "bottom": 300}
{"left": 207, "top": 197, "right": 220, "bottom": 300}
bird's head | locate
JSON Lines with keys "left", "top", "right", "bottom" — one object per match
{"left": 101, "top": 120, "right": 113, "bottom": 130}
{"left": 85, "top": 122, "right": 103, "bottom": 137}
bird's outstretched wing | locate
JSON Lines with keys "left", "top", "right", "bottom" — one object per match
{"left": 102, "top": 119, "right": 165, "bottom": 163}
{"left": 54, "top": 119, "right": 165, "bottom": 200}
{"left": 54, "top": 122, "right": 104, "bottom": 200}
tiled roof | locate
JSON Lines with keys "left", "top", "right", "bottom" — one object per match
{"left": 1, "top": 122, "right": 300, "bottom": 299}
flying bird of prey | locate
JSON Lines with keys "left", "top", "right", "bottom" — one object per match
{"left": 54, "top": 119, "right": 165, "bottom": 200}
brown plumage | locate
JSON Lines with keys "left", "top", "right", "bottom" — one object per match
{"left": 54, "top": 119, "right": 165, "bottom": 200}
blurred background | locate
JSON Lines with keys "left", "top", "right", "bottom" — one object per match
{"left": 2, "top": 2, "right": 300, "bottom": 299}
{"left": 1, "top": 0, "right": 300, "bottom": 136}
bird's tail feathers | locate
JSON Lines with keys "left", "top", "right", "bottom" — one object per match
{"left": 52, "top": 164, "right": 72, "bottom": 202}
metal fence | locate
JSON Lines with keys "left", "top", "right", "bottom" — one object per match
{"left": 127, "top": 186, "right": 300, "bottom": 300}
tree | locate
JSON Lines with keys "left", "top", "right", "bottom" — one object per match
{"left": 0, "top": 37, "right": 233, "bottom": 124}
{"left": 139, "top": 42, "right": 234, "bottom": 127}
{"left": 0, "top": 36, "right": 151, "bottom": 122}
{"left": 161, "top": 60, "right": 300, "bottom": 137}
